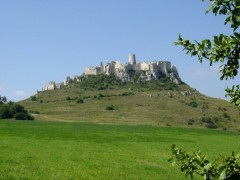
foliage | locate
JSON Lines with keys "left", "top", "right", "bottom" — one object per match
{"left": 105, "top": 104, "right": 115, "bottom": 110}
{"left": 0, "top": 95, "right": 7, "bottom": 103}
{"left": 74, "top": 74, "right": 122, "bottom": 90}
{"left": 188, "top": 101, "right": 198, "bottom": 108}
{"left": 175, "top": 0, "right": 240, "bottom": 107}
{"left": 188, "top": 118, "right": 195, "bottom": 125}
{"left": 15, "top": 113, "right": 34, "bottom": 120}
{"left": 76, "top": 98, "right": 84, "bottom": 104}
{"left": 0, "top": 95, "right": 34, "bottom": 120}
{"left": 120, "top": 92, "right": 134, "bottom": 96}
{"left": 68, "top": 73, "right": 180, "bottom": 92}
{"left": 31, "top": 96, "right": 37, "bottom": 101}
{"left": 66, "top": 96, "right": 72, "bottom": 101}
{"left": 169, "top": 144, "right": 240, "bottom": 179}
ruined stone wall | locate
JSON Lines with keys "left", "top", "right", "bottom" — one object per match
{"left": 42, "top": 81, "right": 56, "bottom": 91}
{"left": 137, "top": 62, "right": 150, "bottom": 71}
{"left": 85, "top": 67, "right": 101, "bottom": 75}
{"left": 42, "top": 54, "right": 182, "bottom": 92}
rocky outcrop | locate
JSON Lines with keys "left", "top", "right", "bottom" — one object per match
{"left": 85, "top": 54, "right": 182, "bottom": 84}
{"left": 42, "top": 54, "right": 182, "bottom": 91}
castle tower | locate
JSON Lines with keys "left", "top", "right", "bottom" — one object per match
{"left": 128, "top": 54, "right": 136, "bottom": 65}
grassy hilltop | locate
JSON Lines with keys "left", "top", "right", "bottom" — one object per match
{"left": 20, "top": 74, "right": 240, "bottom": 131}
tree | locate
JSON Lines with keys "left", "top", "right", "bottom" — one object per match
{"left": 2, "top": 96, "right": 7, "bottom": 103}
{"left": 0, "top": 95, "right": 34, "bottom": 120}
{"left": 0, "top": 95, "right": 7, "bottom": 103}
{"left": 175, "top": 0, "right": 240, "bottom": 107}
{"left": 169, "top": 144, "right": 240, "bottom": 180}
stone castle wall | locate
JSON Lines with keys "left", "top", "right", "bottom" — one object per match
{"left": 42, "top": 54, "right": 182, "bottom": 91}
{"left": 84, "top": 54, "right": 181, "bottom": 84}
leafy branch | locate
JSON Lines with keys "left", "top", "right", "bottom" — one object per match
{"left": 168, "top": 144, "right": 240, "bottom": 179}
{"left": 175, "top": 0, "right": 240, "bottom": 107}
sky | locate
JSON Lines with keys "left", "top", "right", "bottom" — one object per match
{"left": 0, "top": 0, "right": 239, "bottom": 101}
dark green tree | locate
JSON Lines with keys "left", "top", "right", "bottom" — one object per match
{"left": 0, "top": 95, "right": 34, "bottom": 120}
{"left": 2, "top": 96, "right": 7, "bottom": 103}
{"left": 175, "top": 0, "right": 240, "bottom": 107}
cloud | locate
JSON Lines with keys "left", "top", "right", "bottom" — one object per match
{"left": 193, "top": 65, "right": 220, "bottom": 77}
{"left": 15, "top": 90, "right": 26, "bottom": 97}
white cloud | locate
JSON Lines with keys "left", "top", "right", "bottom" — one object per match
{"left": 193, "top": 65, "right": 220, "bottom": 77}
{"left": 15, "top": 90, "right": 26, "bottom": 97}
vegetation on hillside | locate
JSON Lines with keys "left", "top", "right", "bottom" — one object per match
{"left": 20, "top": 74, "right": 239, "bottom": 130}
{"left": 68, "top": 74, "right": 180, "bottom": 91}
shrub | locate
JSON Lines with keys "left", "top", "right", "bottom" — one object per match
{"left": 205, "top": 122, "right": 218, "bottom": 129}
{"left": 188, "top": 101, "right": 198, "bottom": 108}
{"left": 201, "top": 116, "right": 219, "bottom": 129}
{"left": 0, "top": 106, "right": 13, "bottom": 119}
{"left": 223, "top": 112, "right": 230, "bottom": 120}
{"left": 121, "top": 92, "right": 134, "bottom": 96}
{"left": 187, "top": 119, "right": 195, "bottom": 125}
{"left": 66, "top": 96, "right": 71, "bottom": 101}
{"left": 106, "top": 105, "right": 114, "bottom": 110}
{"left": 98, "top": 93, "right": 105, "bottom": 98}
{"left": 31, "top": 96, "right": 37, "bottom": 101}
{"left": 77, "top": 98, "right": 84, "bottom": 104}
{"left": 15, "top": 113, "right": 34, "bottom": 120}
{"left": 218, "top": 107, "right": 227, "bottom": 111}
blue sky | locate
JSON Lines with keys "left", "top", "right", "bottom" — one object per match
{"left": 0, "top": 0, "right": 239, "bottom": 101}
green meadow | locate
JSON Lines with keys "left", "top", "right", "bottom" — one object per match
{"left": 0, "top": 120, "right": 239, "bottom": 179}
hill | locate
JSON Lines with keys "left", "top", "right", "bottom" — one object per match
{"left": 20, "top": 74, "right": 240, "bottom": 131}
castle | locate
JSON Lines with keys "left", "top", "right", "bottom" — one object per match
{"left": 42, "top": 54, "right": 182, "bottom": 91}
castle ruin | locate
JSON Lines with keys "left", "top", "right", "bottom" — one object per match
{"left": 84, "top": 54, "right": 182, "bottom": 84}
{"left": 42, "top": 54, "right": 182, "bottom": 91}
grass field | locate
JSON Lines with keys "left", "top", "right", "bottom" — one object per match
{"left": 0, "top": 120, "right": 239, "bottom": 179}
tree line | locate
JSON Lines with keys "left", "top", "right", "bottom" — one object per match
{"left": 0, "top": 95, "right": 34, "bottom": 120}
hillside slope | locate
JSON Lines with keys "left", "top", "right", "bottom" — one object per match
{"left": 20, "top": 75, "right": 240, "bottom": 131}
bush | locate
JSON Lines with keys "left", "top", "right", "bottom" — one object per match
{"left": 120, "top": 92, "right": 134, "bottom": 96}
{"left": 31, "top": 96, "right": 37, "bottom": 101}
{"left": 188, "top": 101, "right": 198, "bottom": 108}
{"left": 223, "top": 112, "right": 230, "bottom": 120}
{"left": 0, "top": 106, "right": 13, "bottom": 119}
{"left": 187, "top": 119, "right": 195, "bottom": 125}
{"left": 205, "top": 122, "right": 218, "bottom": 129}
{"left": 66, "top": 96, "right": 71, "bottom": 101}
{"left": 15, "top": 113, "right": 34, "bottom": 120}
{"left": 201, "top": 116, "right": 219, "bottom": 129}
{"left": 106, "top": 105, "right": 114, "bottom": 110}
{"left": 98, "top": 93, "right": 105, "bottom": 98}
{"left": 218, "top": 107, "right": 227, "bottom": 111}
{"left": 77, "top": 98, "right": 84, "bottom": 104}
